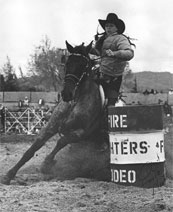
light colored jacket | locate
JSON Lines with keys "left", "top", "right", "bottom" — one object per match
{"left": 98, "top": 33, "right": 134, "bottom": 77}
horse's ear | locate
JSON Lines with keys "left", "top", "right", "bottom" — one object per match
{"left": 66, "top": 41, "right": 74, "bottom": 53}
{"left": 86, "top": 41, "right": 93, "bottom": 54}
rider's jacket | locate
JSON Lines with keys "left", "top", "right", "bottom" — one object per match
{"left": 97, "top": 33, "right": 134, "bottom": 77}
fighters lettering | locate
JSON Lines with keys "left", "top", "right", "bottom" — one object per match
{"left": 110, "top": 140, "right": 148, "bottom": 155}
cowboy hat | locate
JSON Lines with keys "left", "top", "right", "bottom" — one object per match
{"left": 98, "top": 13, "right": 125, "bottom": 34}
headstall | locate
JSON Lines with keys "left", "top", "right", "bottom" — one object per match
{"left": 64, "top": 53, "right": 90, "bottom": 87}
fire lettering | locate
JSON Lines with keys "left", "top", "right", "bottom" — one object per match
{"left": 108, "top": 114, "right": 127, "bottom": 129}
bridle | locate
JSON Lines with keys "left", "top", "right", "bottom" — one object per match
{"left": 64, "top": 53, "right": 91, "bottom": 89}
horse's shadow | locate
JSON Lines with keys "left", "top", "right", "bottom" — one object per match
{"left": 41, "top": 139, "right": 110, "bottom": 182}
{"left": 9, "top": 138, "right": 110, "bottom": 186}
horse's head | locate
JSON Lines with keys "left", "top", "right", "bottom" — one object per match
{"left": 61, "top": 41, "right": 93, "bottom": 102}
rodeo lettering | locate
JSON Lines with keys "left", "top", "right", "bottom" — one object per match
{"left": 108, "top": 114, "right": 127, "bottom": 128}
{"left": 111, "top": 169, "right": 136, "bottom": 183}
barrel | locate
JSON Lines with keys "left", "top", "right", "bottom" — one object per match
{"left": 108, "top": 105, "right": 165, "bottom": 188}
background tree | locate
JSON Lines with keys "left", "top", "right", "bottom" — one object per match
{"left": 27, "top": 36, "right": 67, "bottom": 91}
{"left": 131, "top": 76, "right": 138, "bottom": 93}
{"left": 0, "top": 56, "right": 19, "bottom": 91}
{"left": 17, "top": 66, "right": 38, "bottom": 91}
{"left": 0, "top": 74, "right": 5, "bottom": 91}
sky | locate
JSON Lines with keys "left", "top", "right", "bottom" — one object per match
{"left": 0, "top": 0, "right": 173, "bottom": 76}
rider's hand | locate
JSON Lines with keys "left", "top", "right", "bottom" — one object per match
{"left": 106, "top": 49, "right": 115, "bottom": 57}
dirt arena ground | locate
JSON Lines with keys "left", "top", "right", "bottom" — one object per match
{"left": 0, "top": 132, "right": 173, "bottom": 212}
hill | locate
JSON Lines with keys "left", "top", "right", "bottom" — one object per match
{"left": 123, "top": 71, "right": 173, "bottom": 93}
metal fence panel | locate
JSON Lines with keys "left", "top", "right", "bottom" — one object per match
{"left": 4, "top": 107, "right": 51, "bottom": 135}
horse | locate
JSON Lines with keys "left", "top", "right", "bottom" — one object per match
{"left": 0, "top": 41, "right": 107, "bottom": 185}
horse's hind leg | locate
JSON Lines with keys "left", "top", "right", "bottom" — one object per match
{"left": 0, "top": 101, "right": 71, "bottom": 185}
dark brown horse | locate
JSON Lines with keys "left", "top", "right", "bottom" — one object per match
{"left": 1, "top": 41, "right": 106, "bottom": 184}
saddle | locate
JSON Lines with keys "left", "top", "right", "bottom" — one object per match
{"left": 92, "top": 63, "right": 118, "bottom": 85}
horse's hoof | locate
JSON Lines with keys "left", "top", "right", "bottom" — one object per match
{"left": 44, "top": 157, "right": 51, "bottom": 164}
{"left": 44, "top": 158, "right": 56, "bottom": 167}
{"left": 41, "top": 157, "right": 56, "bottom": 174}
{"left": 0, "top": 175, "right": 11, "bottom": 185}
{"left": 44, "top": 156, "right": 55, "bottom": 164}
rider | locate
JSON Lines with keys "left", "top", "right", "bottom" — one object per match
{"left": 91, "top": 13, "right": 135, "bottom": 106}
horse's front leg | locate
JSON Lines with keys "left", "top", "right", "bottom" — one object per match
{"left": 0, "top": 101, "right": 71, "bottom": 185}
{"left": 45, "top": 129, "right": 84, "bottom": 163}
